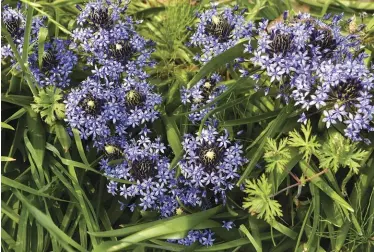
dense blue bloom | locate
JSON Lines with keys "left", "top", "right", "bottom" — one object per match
{"left": 29, "top": 39, "right": 78, "bottom": 88}
{"left": 168, "top": 229, "right": 215, "bottom": 247}
{"left": 99, "top": 129, "right": 179, "bottom": 217}
{"left": 65, "top": 76, "right": 161, "bottom": 140}
{"left": 178, "top": 125, "right": 247, "bottom": 206}
{"left": 188, "top": 3, "right": 253, "bottom": 64}
{"left": 72, "top": 0, "right": 155, "bottom": 80}
{"left": 181, "top": 73, "right": 225, "bottom": 123}
{"left": 1, "top": 4, "right": 45, "bottom": 62}
{"left": 250, "top": 13, "right": 374, "bottom": 141}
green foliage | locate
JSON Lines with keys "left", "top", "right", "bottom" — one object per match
{"left": 242, "top": 174, "right": 283, "bottom": 223}
{"left": 31, "top": 86, "right": 65, "bottom": 126}
{"left": 318, "top": 133, "right": 368, "bottom": 174}
{"left": 264, "top": 137, "right": 291, "bottom": 173}
{"left": 288, "top": 121, "right": 320, "bottom": 162}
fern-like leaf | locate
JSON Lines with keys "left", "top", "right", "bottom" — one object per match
{"left": 242, "top": 174, "right": 283, "bottom": 223}
{"left": 288, "top": 120, "right": 320, "bottom": 162}
{"left": 264, "top": 137, "right": 291, "bottom": 173}
{"left": 318, "top": 133, "right": 368, "bottom": 174}
{"left": 31, "top": 87, "right": 65, "bottom": 126}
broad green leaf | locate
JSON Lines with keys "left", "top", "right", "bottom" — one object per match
{"left": 92, "top": 206, "right": 222, "bottom": 251}
{"left": 186, "top": 41, "right": 248, "bottom": 89}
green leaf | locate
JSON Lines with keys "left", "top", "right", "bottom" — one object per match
{"left": 239, "top": 225, "right": 262, "bottom": 252}
{"left": 1, "top": 122, "right": 15, "bottom": 131}
{"left": 31, "top": 87, "right": 65, "bottom": 126}
{"left": 2, "top": 176, "right": 69, "bottom": 202}
{"left": 299, "top": 161, "right": 354, "bottom": 212}
{"left": 221, "top": 110, "right": 280, "bottom": 127}
{"left": 242, "top": 174, "right": 283, "bottom": 223}
{"left": 186, "top": 41, "right": 248, "bottom": 89}
{"left": 264, "top": 137, "right": 291, "bottom": 173}
{"left": 38, "top": 27, "right": 49, "bottom": 69}
{"left": 13, "top": 190, "right": 87, "bottom": 252}
{"left": 55, "top": 123, "right": 71, "bottom": 152}
{"left": 1, "top": 156, "right": 16, "bottom": 162}
{"left": 162, "top": 115, "right": 183, "bottom": 160}
{"left": 318, "top": 133, "right": 368, "bottom": 174}
{"left": 238, "top": 105, "right": 290, "bottom": 185}
{"left": 92, "top": 206, "right": 222, "bottom": 251}
{"left": 288, "top": 120, "right": 320, "bottom": 162}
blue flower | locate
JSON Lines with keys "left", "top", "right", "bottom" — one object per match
{"left": 99, "top": 131, "right": 179, "bottom": 217}
{"left": 1, "top": 4, "right": 45, "bottom": 64}
{"left": 249, "top": 12, "right": 374, "bottom": 141}
{"left": 188, "top": 3, "right": 253, "bottom": 64}
{"left": 73, "top": 0, "right": 155, "bottom": 80}
{"left": 168, "top": 229, "right": 215, "bottom": 247}
{"left": 65, "top": 76, "right": 161, "bottom": 140}
{"left": 178, "top": 125, "right": 247, "bottom": 206}
{"left": 222, "top": 220, "right": 235, "bottom": 230}
{"left": 181, "top": 73, "right": 226, "bottom": 123}
{"left": 29, "top": 39, "right": 78, "bottom": 88}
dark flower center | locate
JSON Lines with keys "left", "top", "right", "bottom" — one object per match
{"left": 205, "top": 15, "right": 233, "bottom": 42}
{"left": 130, "top": 158, "right": 157, "bottom": 180}
{"left": 89, "top": 7, "right": 112, "bottom": 28}
{"left": 4, "top": 16, "right": 21, "bottom": 37}
{"left": 269, "top": 33, "right": 292, "bottom": 55}
{"left": 330, "top": 78, "right": 362, "bottom": 104}
{"left": 311, "top": 26, "right": 337, "bottom": 54}
{"left": 198, "top": 143, "right": 225, "bottom": 173}
{"left": 82, "top": 93, "right": 103, "bottom": 115}
{"left": 109, "top": 42, "right": 134, "bottom": 62}
{"left": 41, "top": 50, "right": 58, "bottom": 74}
{"left": 125, "top": 90, "right": 144, "bottom": 108}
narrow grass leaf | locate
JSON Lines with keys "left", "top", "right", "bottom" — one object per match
{"left": 239, "top": 224, "right": 262, "bottom": 252}
{"left": 13, "top": 190, "right": 87, "bottom": 252}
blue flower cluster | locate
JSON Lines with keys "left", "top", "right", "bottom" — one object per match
{"left": 1, "top": 4, "right": 45, "bottom": 64}
{"left": 29, "top": 39, "right": 78, "bottom": 88}
{"left": 99, "top": 129, "right": 179, "bottom": 217}
{"left": 168, "top": 229, "right": 215, "bottom": 247}
{"left": 181, "top": 73, "right": 225, "bottom": 123}
{"left": 187, "top": 3, "right": 253, "bottom": 64}
{"left": 72, "top": 0, "right": 155, "bottom": 80}
{"left": 251, "top": 12, "right": 374, "bottom": 142}
{"left": 178, "top": 125, "right": 247, "bottom": 206}
{"left": 65, "top": 76, "right": 161, "bottom": 140}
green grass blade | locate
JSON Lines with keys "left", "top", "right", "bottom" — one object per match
{"left": 12, "top": 190, "right": 87, "bottom": 252}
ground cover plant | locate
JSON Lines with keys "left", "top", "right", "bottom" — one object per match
{"left": 1, "top": 0, "right": 374, "bottom": 251}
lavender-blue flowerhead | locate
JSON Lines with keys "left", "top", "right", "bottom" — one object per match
{"left": 72, "top": 0, "right": 155, "bottom": 80}
{"left": 29, "top": 39, "right": 78, "bottom": 88}
{"left": 99, "top": 130, "right": 179, "bottom": 217}
{"left": 188, "top": 3, "right": 253, "bottom": 64}
{"left": 179, "top": 125, "right": 247, "bottom": 206}
{"left": 181, "top": 73, "right": 225, "bottom": 123}
{"left": 65, "top": 76, "right": 161, "bottom": 140}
